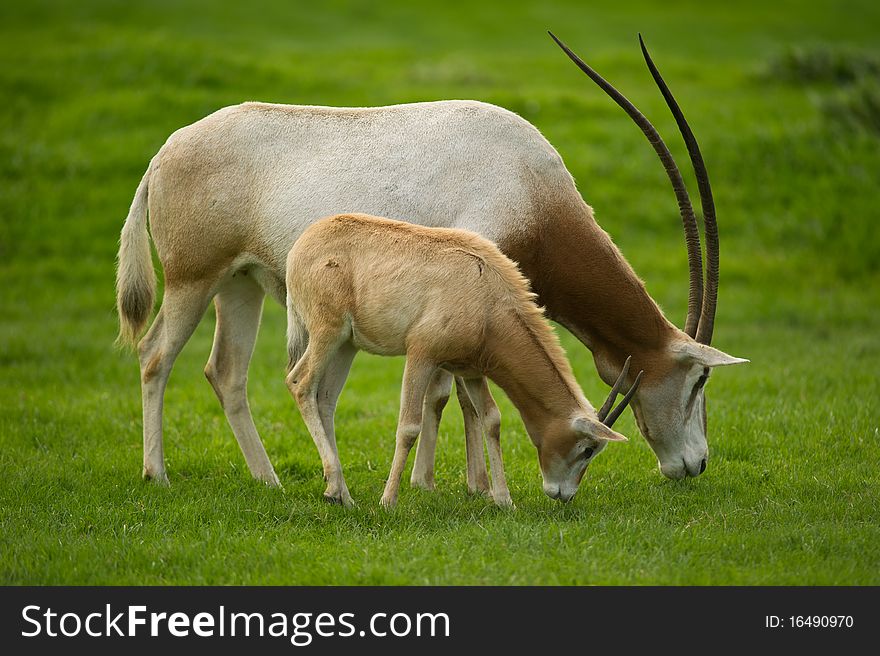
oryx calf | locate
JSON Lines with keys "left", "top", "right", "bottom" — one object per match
{"left": 285, "top": 213, "right": 637, "bottom": 508}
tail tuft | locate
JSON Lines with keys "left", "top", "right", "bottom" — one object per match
{"left": 115, "top": 163, "right": 156, "bottom": 349}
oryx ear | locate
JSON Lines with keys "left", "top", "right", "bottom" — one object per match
{"left": 572, "top": 416, "right": 628, "bottom": 442}
{"left": 672, "top": 341, "right": 749, "bottom": 368}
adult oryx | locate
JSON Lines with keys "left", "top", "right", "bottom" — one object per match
{"left": 116, "top": 34, "right": 746, "bottom": 488}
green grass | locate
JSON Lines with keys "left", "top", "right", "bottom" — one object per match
{"left": 1, "top": 0, "right": 879, "bottom": 585}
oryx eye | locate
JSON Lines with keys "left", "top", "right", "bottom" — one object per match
{"left": 686, "top": 368, "right": 710, "bottom": 410}
{"left": 583, "top": 446, "right": 595, "bottom": 459}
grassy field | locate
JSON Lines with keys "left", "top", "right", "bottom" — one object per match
{"left": 1, "top": 0, "right": 878, "bottom": 585}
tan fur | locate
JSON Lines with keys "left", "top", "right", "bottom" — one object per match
{"left": 285, "top": 214, "right": 626, "bottom": 507}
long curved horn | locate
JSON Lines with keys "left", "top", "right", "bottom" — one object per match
{"left": 548, "top": 32, "right": 704, "bottom": 338}
{"left": 638, "top": 34, "right": 718, "bottom": 345}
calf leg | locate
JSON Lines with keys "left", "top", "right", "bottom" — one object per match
{"left": 455, "top": 377, "right": 491, "bottom": 495}
{"left": 287, "top": 326, "right": 354, "bottom": 507}
{"left": 381, "top": 357, "right": 436, "bottom": 508}
{"left": 410, "top": 368, "right": 453, "bottom": 490}
{"left": 139, "top": 282, "right": 214, "bottom": 484}
{"left": 462, "top": 377, "right": 511, "bottom": 506}
{"left": 205, "top": 274, "right": 279, "bottom": 486}
{"left": 315, "top": 341, "right": 358, "bottom": 500}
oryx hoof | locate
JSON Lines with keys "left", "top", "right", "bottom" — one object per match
{"left": 493, "top": 493, "right": 515, "bottom": 509}
{"left": 410, "top": 475, "right": 435, "bottom": 491}
{"left": 467, "top": 484, "right": 492, "bottom": 498}
{"left": 257, "top": 470, "right": 282, "bottom": 488}
{"left": 143, "top": 469, "right": 170, "bottom": 486}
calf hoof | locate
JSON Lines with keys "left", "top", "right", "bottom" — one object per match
{"left": 379, "top": 494, "right": 398, "bottom": 509}
{"left": 323, "top": 490, "right": 355, "bottom": 508}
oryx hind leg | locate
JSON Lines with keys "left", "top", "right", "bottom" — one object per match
{"left": 205, "top": 272, "right": 280, "bottom": 486}
{"left": 410, "top": 368, "right": 453, "bottom": 491}
{"left": 455, "top": 377, "right": 491, "bottom": 496}
{"left": 461, "top": 377, "right": 510, "bottom": 506}
{"left": 139, "top": 281, "right": 214, "bottom": 484}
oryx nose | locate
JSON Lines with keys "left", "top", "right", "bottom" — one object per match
{"left": 680, "top": 456, "right": 707, "bottom": 478}
{"left": 543, "top": 484, "right": 574, "bottom": 502}
{"left": 556, "top": 490, "right": 574, "bottom": 503}
{"left": 543, "top": 483, "right": 560, "bottom": 499}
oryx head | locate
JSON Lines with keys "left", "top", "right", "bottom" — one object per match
{"left": 550, "top": 33, "right": 748, "bottom": 478}
{"left": 539, "top": 362, "right": 641, "bottom": 501}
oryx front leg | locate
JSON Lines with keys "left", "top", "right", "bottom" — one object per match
{"left": 455, "top": 377, "right": 491, "bottom": 496}
{"left": 287, "top": 328, "right": 354, "bottom": 507}
{"left": 139, "top": 282, "right": 213, "bottom": 484}
{"left": 410, "top": 368, "right": 453, "bottom": 491}
{"left": 381, "top": 357, "right": 436, "bottom": 508}
{"left": 205, "top": 274, "right": 279, "bottom": 486}
{"left": 462, "top": 377, "right": 511, "bottom": 506}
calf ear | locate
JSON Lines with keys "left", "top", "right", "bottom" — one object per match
{"left": 672, "top": 341, "right": 749, "bottom": 368}
{"left": 572, "top": 417, "right": 628, "bottom": 442}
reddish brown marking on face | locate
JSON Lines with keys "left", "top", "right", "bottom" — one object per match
{"left": 538, "top": 418, "right": 580, "bottom": 470}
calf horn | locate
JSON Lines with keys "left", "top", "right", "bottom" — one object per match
{"left": 597, "top": 355, "right": 644, "bottom": 428}
{"left": 548, "top": 32, "right": 705, "bottom": 339}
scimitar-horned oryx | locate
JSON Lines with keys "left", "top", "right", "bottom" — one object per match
{"left": 115, "top": 33, "right": 746, "bottom": 488}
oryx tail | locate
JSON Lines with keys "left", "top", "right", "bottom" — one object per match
{"left": 115, "top": 160, "right": 156, "bottom": 348}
